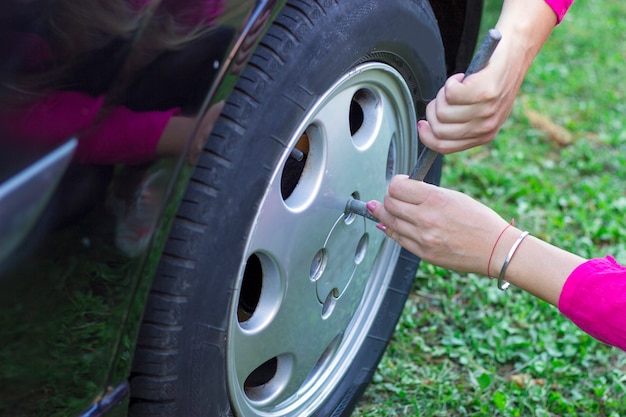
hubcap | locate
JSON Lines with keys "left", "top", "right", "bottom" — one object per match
{"left": 227, "top": 62, "right": 417, "bottom": 416}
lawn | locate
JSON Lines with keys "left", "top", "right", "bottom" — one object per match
{"left": 354, "top": 0, "right": 626, "bottom": 415}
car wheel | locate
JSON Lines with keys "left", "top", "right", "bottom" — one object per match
{"left": 129, "top": 0, "right": 445, "bottom": 416}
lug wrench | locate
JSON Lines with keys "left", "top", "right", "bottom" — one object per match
{"left": 345, "top": 29, "right": 502, "bottom": 223}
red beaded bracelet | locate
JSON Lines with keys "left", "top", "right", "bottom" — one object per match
{"left": 487, "top": 219, "right": 514, "bottom": 278}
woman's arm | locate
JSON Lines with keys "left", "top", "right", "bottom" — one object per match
{"left": 418, "top": 0, "right": 570, "bottom": 154}
{"left": 367, "top": 176, "right": 626, "bottom": 351}
{"left": 367, "top": 176, "right": 585, "bottom": 306}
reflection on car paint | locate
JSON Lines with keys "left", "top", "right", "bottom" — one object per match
{"left": 0, "top": 0, "right": 261, "bottom": 415}
{"left": 0, "top": 139, "right": 76, "bottom": 266}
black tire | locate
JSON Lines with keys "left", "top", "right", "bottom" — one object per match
{"left": 129, "top": 1, "right": 445, "bottom": 416}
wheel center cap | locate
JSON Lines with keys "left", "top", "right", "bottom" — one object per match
{"left": 312, "top": 214, "right": 368, "bottom": 304}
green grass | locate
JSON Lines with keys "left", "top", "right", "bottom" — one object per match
{"left": 354, "top": 0, "right": 626, "bottom": 415}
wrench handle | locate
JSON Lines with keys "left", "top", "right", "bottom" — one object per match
{"left": 409, "top": 28, "right": 502, "bottom": 181}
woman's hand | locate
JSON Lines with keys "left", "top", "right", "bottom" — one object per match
{"left": 417, "top": 56, "right": 520, "bottom": 154}
{"left": 367, "top": 175, "right": 510, "bottom": 276}
{"left": 418, "top": 0, "right": 559, "bottom": 154}
{"left": 368, "top": 175, "right": 586, "bottom": 306}
{"left": 157, "top": 101, "right": 224, "bottom": 163}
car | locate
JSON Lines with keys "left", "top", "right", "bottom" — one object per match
{"left": 0, "top": 0, "right": 483, "bottom": 416}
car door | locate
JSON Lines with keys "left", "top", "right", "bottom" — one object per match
{"left": 0, "top": 0, "right": 260, "bottom": 415}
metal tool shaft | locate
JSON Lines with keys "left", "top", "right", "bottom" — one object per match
{"left": 345, "top": 198, "right": 379, "bottom": 223}
{"left": 345, "top": 29, "right": 502, "bottom": 222}
{"left": 409, "top": 28, "right": 502, "bottom": 181}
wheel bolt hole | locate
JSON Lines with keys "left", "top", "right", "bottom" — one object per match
{"left": 349, "top": 88, "right": 379, "bottom": 148}
{"left": 281, "top": 132, "right": 310, "bottom": 200}
{"left": 300, "top": 334, "right": 343, "bottom": 393}
{"left": 245, "top": 357, "right": 277, "bottom": 391}
{"left": 349, "top": 97, "right": 364, "bottom": 135}
{"left": 310, "top": 248, "right": 328, "bottom": 282}
{"left": 321, "top": 288, "right": 339, "bottom": 319}
{"left": 355, "top": 233, "right": 369, "bottom": 265}
{"left": 238, "top": 254, "right": 263, "bottom": 323}
{"left": 386, "top": 137, "right": 397, "bottom": 182}
{"left": 244, "top": 354, "right": 293, "bottom": 403}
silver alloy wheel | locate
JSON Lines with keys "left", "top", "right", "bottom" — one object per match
{"left": 227, "top": 62, "right": 418, "bottom": 416}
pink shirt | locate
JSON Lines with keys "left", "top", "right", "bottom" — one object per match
{"left": 544, "top": 0, "right": 575, "bottom": 23}
{"left": 559, "top": 256, "right": 626, "bottom": 351}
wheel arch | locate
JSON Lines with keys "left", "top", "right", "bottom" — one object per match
{"left": 428, "top": 0, "right": 484, "bottom": 76}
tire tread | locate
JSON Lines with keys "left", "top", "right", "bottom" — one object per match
{"left": 129, "top": 1, "right": 446, "bottom": 416}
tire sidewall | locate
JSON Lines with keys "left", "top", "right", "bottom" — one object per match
{"left": 165, "top": 1, "right": 445, "bottom": 415}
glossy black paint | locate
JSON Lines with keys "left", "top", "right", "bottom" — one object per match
{"left": 0, "top": 0, "right": 481, "bottom": 415}
{"left": 0, "top": 1, "right": 265, "bottom": 415}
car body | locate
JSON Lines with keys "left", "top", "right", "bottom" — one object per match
{"left": 0, "top": 1, "right": 483, "bottom": 416}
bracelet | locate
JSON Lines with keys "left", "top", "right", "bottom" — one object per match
{"left": 487, "top": 219, "right": 514, "bottom": 278}
{"left": 497, "top": 231, "right": 530, "bottom": 291}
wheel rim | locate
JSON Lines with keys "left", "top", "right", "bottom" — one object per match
{"left": 227, "top": 62, "right": 417, "bottom": 416}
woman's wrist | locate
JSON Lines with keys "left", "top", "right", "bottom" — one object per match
{"left": 487, "top": 225, "right": 524, "bottom": 278}
{"left": 495, "top": 0, "right": 558, "bottom": 74}
{"left": 488, "top": 229, "right": 586, "bottom": 306}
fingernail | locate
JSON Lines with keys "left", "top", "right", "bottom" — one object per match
{"left": 376, "top": 223, "right": 387, "bottom": 232}
{"left": 366, "top": 201, "right": 377, "bottom": 212}
{"left": 417, "top": 120, "right": 424, "bottom": 131}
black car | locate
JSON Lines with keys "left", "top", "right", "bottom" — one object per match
{"left": 0, "top": 0, "right": 483, "bottom": 416}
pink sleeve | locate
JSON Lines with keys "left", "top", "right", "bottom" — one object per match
{"left": 0, "top": 91, "right": 106, "bottom": 148}
{"left": 558, "top": 256, "right": 626, "bottom": 351}
{"left": 76, "top": 105, "right": 179, "bottom": 165}
{"left": 544, "top": 0, "right": 575, "bottom": 24}
{"left": 0, "top": 91, "right": 179, "bottom": 165}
